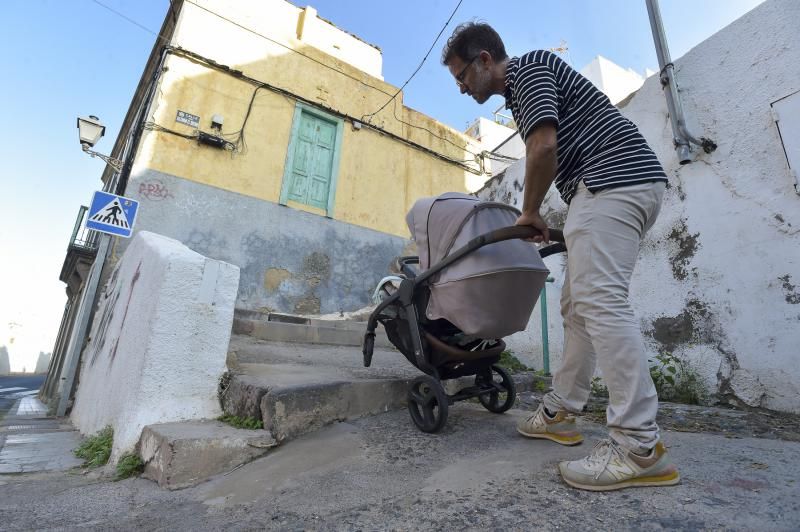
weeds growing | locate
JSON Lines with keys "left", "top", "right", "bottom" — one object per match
{"left": 649, "top": 352, "right": 708, "bottom": 405}
{"left": 73, "top": 426, "right": 113, "bottom": 468}
{"left": 218, "top": 414, "right": 264, "bottom": 430}
{"left": 116, "top": 453, "right": 144, "bottom": 480}
{"left": 498, "top": 351, "right": 532, "bottom": 374}
{"left": 588, "top": 353, "right": 708, "bottom": 405}
{"left": 590, "top": 376, "right": 609, "bottom": 398}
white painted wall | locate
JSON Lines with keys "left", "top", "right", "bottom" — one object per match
{"left": 579, "top": 55, "right": 647, "bottom": 105}
{"left": 476, "top": 162, "right": 567, "bottom": 374}
{"left": 179, "top": 0, "right": 383, "bottom": 79}
{"left": 478, "top": 0, "right": 800, "bottom": 413}
{"left": 465, "top": 117, "right": 523, "bottom": 178}
{"left": 466, "top": 117, "right": 517, "bottom": 152}
{"left": 70, "top": 231, "right": 240, "bottom": 461}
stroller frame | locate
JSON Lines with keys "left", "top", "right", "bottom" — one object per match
{"left": 363, "top": 225, "right": 566, "bottom": 432}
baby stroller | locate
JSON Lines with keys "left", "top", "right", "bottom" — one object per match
{"left": 363, "top": 192, "right": 566, "bottom": 433}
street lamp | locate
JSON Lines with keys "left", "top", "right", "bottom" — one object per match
{"left": 77, "top": 115, "right": 124, "bottom": 173}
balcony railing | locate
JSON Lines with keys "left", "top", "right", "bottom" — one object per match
{"left": 60, "top": 206, "right": 99, "bottom": 284}
{"left": 68, "top": 206, "right": 98, "bottom": 252}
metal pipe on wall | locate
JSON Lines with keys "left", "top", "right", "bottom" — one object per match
{"left": 645, "top": 0, "right": 717, "bottom": 164}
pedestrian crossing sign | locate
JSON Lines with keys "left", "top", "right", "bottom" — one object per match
{"left": 86, "top": 191, "right": 139, "bottom": 238}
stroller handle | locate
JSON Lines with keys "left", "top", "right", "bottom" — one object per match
{"left": 415, "top": 225, "right": 564, "bottom": 285}
{"left": 483, "top": 225, "right": 564, "bottom": 245}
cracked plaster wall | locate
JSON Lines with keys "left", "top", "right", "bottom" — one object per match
{"left": 477, "top": 0, "right": 800, "bottom": 413}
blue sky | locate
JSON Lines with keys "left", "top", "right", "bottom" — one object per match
{"left": 0, "top": 0, "right": 764, "bottom": 371}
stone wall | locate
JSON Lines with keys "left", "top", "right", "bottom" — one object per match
{"left": 122, "top": 170, "right": 409, "bottom": 315}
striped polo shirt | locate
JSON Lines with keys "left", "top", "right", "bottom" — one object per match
{"left": 504, "top": 51, "right": 667, "bottom": 204}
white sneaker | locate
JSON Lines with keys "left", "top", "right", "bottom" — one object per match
{"left": 558, "top": 439, "right": 681, "bottom": 491}
{"left": 516, "top": 404, "right": 584, "bottom": 446}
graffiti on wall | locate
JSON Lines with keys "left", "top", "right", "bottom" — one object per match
{"left": 139, "top": 180, "right": 174, "bottom": 201}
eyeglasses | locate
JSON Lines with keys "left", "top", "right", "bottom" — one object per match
{"left": 455, "top": 55, "right": 479, "bottom": 87}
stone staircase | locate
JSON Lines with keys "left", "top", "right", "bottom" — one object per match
{"left": 140, "top": 311, "right": 549, "bottom": 489}
{"left": 222, "top": 334, "right": 416, "bottom": 442}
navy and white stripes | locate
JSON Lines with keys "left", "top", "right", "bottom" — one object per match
{"left": 504, "top": 51, "right": 667, "bottom": 204}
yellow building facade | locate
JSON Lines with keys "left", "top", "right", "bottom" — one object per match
{"left": 114, "top": 0, "right": 490, "bottom": 314}
{"left": 135, "top": 0, "right": 486, "bottom": 238}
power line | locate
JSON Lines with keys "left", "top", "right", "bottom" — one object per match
{"left": 166, "top": 46, "right": 484, "bottom": 175}
{"left": 180, "top": 0, "right": 474, "bottom": 153}
{"left": 362, "top": 0, "right": 463, "bottom": 123}
{"left": 93, "top": 0, "right": 393, "bottom": 97}
{"left": 92, "top": 0, "right": 161, "bottom": 37}
{"left": 183, "top": 0, "right": 398, "bottom": 97}
{"left": 388, "top": 96, "right": 476, "bottom": 154}
{"left": 90, "top": 0, "right": 483, "bottom": 166}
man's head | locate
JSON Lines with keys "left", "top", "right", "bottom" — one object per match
{"left": 441, "top": 22, "right": 509, "bottom": 104}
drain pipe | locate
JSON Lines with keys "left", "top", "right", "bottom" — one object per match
{"left": 645, "top": 0, "right": 717, "bottom": 164}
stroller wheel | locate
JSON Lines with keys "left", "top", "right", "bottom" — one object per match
{"left": 476, "top": 365, "right": 516, "bottom": 413}
{"left": 407, "top": 375, "right": 449, "bottom": 433}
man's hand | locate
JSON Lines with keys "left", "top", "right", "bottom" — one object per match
{"left": 515, "top": 210, "right": 550, "bottom": 244}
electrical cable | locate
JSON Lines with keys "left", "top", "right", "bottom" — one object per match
{"left": 182, "top": 0, "right": 396, "bottom": 97}
{"left": 144, "top": 121, "right": 237, "bottom": 151}
{"left": 362, "top": 0, "right": 463, "bottom": 122}
{"left": 144, "top": 121, "right": 196, "bottom": 140}
{"left": 91, "top": 0, "right": 160, "bottom": 36}
{"left": 226, "top": 85, "right": 266, "bottom": 155}
{"left": 90, "top": 0, "right": 485, "bottom": 172}
{"left": 168, "top": 46, "right": 484, "bottom": 174}
{"left": 180, "top": 0, "right": 475, "bottom": 153}
{"left": 390, "top": 96, "right": 475, "bottom": 154}
{"left": 482, "top": 151, "right": 519, "bottom": 162}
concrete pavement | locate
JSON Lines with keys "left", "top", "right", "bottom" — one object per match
{"left": 3, "top": 336, "right": 798, "bottom": 529}
{"left": 0, "top": 375, "right": 84, "bottom": 475}
{"left": 1, "top": 396, "right": 799, "bottom": 530}
{"left": 0, "top": 396, "right": 83, "bottom": 474}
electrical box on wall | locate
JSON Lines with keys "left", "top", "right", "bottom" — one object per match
{"left": 198, "top": 131, "right": 227, "bottom": 149}
{"left": 211, "top": 114, "right": 224, "bottom": 130}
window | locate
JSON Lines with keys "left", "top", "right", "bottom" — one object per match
{"left": 771, "top": 90, "right": 800, "bottom": 193}
{"left": 280, "top": 103, "right": 344, "bottom": 216}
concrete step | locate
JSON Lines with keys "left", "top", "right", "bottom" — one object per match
{"left": 232, "top": 317, "right": 392, "bottom": 348}
{"left": 236, "top": 309, "right": 374, "bottom": 330}
{"left": 224, "top": 334, "right": 416, "bottom": 442}
{"left": 224, "top": 335, "right": 552, "bottom": 443}
{"left": 137, "top": 335, "right": 552, "bottom": 490}
{"left": 139, "top": 420, "right": 278, "bottom": 490}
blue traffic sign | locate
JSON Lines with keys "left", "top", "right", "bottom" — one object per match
{"left": 86, "top": 191, "right": 139, "bottom": 238}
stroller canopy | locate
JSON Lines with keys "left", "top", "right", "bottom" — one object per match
{"left": 406, "top": 192, "right": 550, "bottom": 339}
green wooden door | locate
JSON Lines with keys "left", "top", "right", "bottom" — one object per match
{"left": 287, "top": 111, "right": 337, "bottom": 210}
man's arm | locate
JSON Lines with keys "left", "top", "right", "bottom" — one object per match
{"left": 516, "top": 123, "right": 558, "bottom": 243}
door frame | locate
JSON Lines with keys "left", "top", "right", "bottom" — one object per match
{"left": 279, "top": 102, "right": 344, "bottom": 217}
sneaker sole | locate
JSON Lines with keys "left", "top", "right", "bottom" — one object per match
{"left": 516, "top": 427, "right": 584, "bottom": 446}
{"left": 559, "top": 470, "right": 681, "bottom": 492}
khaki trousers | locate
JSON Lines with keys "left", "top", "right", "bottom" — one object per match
{"left": 542, "top": 180, "right": 666, "bottom": 453}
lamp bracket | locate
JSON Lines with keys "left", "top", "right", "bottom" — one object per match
{"left": 82, "top": 144, "right": 124, "bottom": 173}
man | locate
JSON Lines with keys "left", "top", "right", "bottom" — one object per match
{"left": 442, "top": 22, "right": 679, "bottom": 491}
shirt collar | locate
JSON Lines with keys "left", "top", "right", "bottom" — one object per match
{"left": 504, "top": 56, "right": 519, "bottom": 109}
